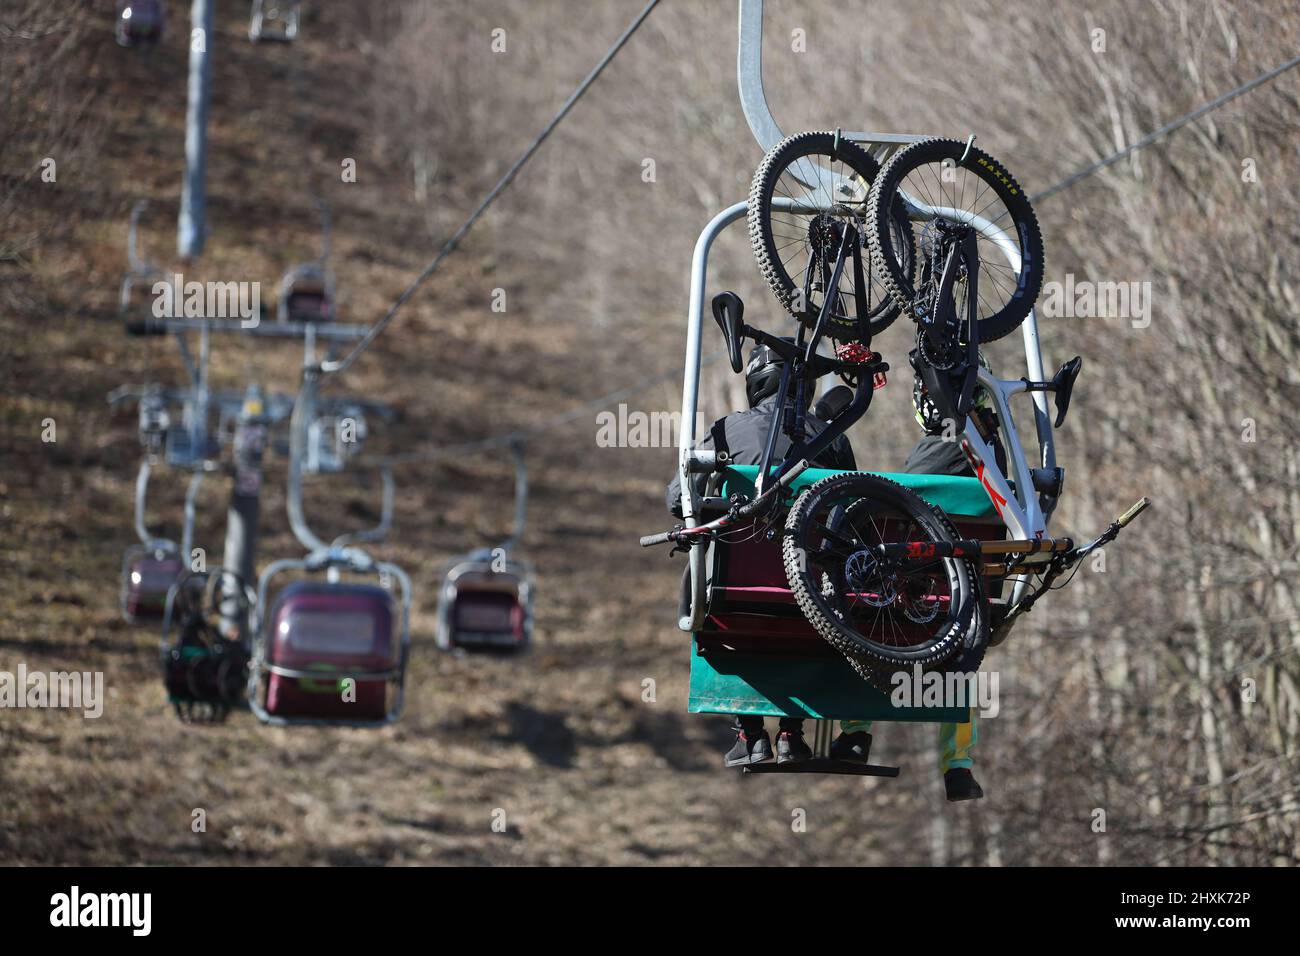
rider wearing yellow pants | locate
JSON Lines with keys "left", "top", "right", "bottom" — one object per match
{"left": 839, "top": 718, "right": 978, "bottom": 774}
{"left": 827, "top": 371, "right": 994, "bottom": 801}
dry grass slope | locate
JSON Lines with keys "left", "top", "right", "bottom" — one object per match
{"left": 1, "top": 0, "right": 1296, "bottom": 865}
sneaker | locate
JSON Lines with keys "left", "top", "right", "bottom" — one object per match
{"left": 829, "top": 731, "right": 872, "bottom": 763}
{"left": 944, "top": 767, "right": 985, "bottom": 802}
{"left": 776, "top": 730, "right": 812, "bottom": 764}
{"left": 724, "top": 729, "right": 773, "bottom": 767}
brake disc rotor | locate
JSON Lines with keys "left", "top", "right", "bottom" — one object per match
{"left": 901, "top": 577, "right": 941, "bottom": 624}
{"left": 844, "top": 548, "right": 896, "bottom": 607}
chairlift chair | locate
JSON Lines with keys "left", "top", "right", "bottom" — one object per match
{"left": 648, "top": 0, "right": 1053, "bottom": 775}
{"left": 249, "top": 549, "right": 410, "bottom": 725}
{"left": 435, "top": 550, "right": 535, "bottom": 652}
{"left": 116, "top": 0, "right": 166, "bottom": 48}
{"left": 119, "top": 458, "right": 204, "bottom": 623}
{"left": 111, "top": 376, "right": 226, "bottom": 624}
{"left": 160, "top": 568, "right": 256, "bottom": 722}
{"left": 248, "top": 0, "right": 300, "bottom": 44}
{"left": 435, "top": 441, "right": 536, "bottom": 653}
{"left": 277, "top": 201, "right": 336, "bottom": 324}
{"left": 655, "top": 1, "right": 1147, "bottom": 776}
{"left": 247, "top": 367, "right": 411, "bottom": 726}
{"left": 276, "top": 264, "right": 335, "bottom": 324}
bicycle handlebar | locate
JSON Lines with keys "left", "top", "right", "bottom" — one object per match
{"left": 1117, "top": 496, "right": 1151, "bottom": 527}
{"left": 639, "top": 459, "right": 811, "bottom": 548}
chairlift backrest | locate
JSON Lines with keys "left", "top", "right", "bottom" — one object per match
{"left": 262, "top": 582, "right": 396, "bottom": 723}
{"left": 277, "top": 264, "right": 335, "bottom": 324}
{"left": 249, "top": 553, "right": 412, "bottom": 726}
{"left": 121, "top": 548, "right": 184, "bottom": 622}
{"left": 116, "top": 0, "right": 166, "bottom": 48}
{"left": 269, "top": 581, "right": 394, "bottom": 658}
{"left": 435, "top": 556, "right": 534, "bottom": 651}
{"left": 249, "top": 0, "right": 301, "bottom": 43}
{"left": 697, "top": 465, "right": 1001, "bottom": 650}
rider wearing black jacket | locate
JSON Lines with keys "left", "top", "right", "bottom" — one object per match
{"left": 666, "top": 343, "right": 855, "bottom": 518}
{"left": 666, "top": 341, "right": 857, "bottom": 767}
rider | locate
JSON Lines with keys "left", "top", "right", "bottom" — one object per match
{"left": 837, "top": 363, "right": 1001, "bottom": 802}
{"left": 667, "top": 339, "right": 862, "bottom": 768}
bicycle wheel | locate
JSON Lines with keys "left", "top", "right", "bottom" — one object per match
{"left": 782, "top": 472, "right": 981, "bottom": 688}
{"left": 748, "top": 131, "right": 913, "bottom": 341}
{"left": 866, "top": 138, "right": 1044, "bottom": 343}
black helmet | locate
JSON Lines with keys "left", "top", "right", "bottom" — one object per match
{"left": 745, "top": 341, "right": 789, "bottom": 407}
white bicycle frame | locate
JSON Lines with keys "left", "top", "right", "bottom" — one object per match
{"left": 673, "top": 0, "right": 1059, "bottom": 631}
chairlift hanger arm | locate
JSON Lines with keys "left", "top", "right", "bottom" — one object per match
{"left": 286, "top": 365, "right": 398, "bottom": 553}
{"left": 126, "top": 199, "right": 153, "bottom": 274}
{"left": 500, "top": 440, "right": 529, "bottom": 554}
{"left": 330, "top": 466, "right": 395, "bottom": 549}
{"left": 737, "top": 0, "right": 925, "bottom": 166}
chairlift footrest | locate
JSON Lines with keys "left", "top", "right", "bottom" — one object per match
{"left": 742, "top": 758, "right": 900, "bottom": 777}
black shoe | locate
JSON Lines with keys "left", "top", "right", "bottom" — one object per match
{"left": 944, "top": 767, "right": 984, "bottom": 802}
{"left": 724, "top": 729, "right": 773, "bottom": 767}
{"left": 776, "top": 730, "right": 812, "bottom": 764}
{"left": 829, "top": 731, "right": 872, "bottom": 763}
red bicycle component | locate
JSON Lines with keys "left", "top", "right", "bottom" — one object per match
{"left": 835, "top": 342, "right": 888, "bottom": 389}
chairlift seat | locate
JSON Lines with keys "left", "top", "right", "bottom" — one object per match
{"left": 278, "top": 267, "right": 335, "bottom": 324}
{"left": 722, "top": 464, "right": 999, "bottom": 519}
{"left": 122, "top": 548, "right": 183, "bottom": 622}
{"left": 436, "top": 560, "right": 533, "bottom": 651}
{"left": 689, "top": 465, "right": 1002, "bottom": 721}
{"left": 263, "top": 581, "right": 397, "bottom": 720}
{"left": 116, "top": 1, "right": 165, "bottom": 47}
{"left": 285, "top": 289, "right": 331, "bottom": 323}
{"left": 249, "top": 1, "right": 300, "bottom": 43}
